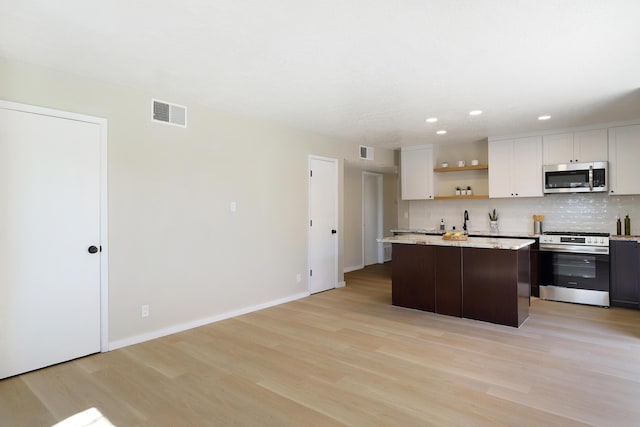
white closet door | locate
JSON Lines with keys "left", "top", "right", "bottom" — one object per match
{"left": 308, "top": 157, "right": 338, "bottom": 294}
{"left": 0, "top": 108, "right": 102, "bottom": 379}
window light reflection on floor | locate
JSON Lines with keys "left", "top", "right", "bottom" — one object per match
{"left": 52, "top": 407, "right": 115, "bottom": 427}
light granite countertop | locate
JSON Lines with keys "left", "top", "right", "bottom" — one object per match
{"left": 379, "top": 234, "right": 535, "bottom": 250}
{"left": 390, "top": 229, "right": 539, "bottom": 239}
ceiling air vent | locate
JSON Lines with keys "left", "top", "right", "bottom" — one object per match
{"left": 359, "top": 145, "right": 374, "bottom": 160}
{"left": 152, "top": 99, "right": 187, "bottom": 127}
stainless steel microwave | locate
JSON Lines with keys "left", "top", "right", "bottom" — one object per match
{"left": 543, "top": 161, "right": 608, "bottom": 194}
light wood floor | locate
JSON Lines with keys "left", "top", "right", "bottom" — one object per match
{"left": 2, "top": 263, "right": 640, "bottom": 426}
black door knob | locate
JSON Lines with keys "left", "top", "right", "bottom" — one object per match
{"left": 331, "top": 229, "right": 337, "bottom": 234}
{"left": 88, "top": 245, "right": 99, "bottom": 254}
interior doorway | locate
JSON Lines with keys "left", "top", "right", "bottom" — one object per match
{"left": 362, "top": 171, "right": 383, "bottom": 266}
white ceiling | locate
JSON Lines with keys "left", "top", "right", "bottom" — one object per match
{"left": 1, "top": 1, "right": 639, "bottom": 149}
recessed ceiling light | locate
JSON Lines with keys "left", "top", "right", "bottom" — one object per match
{"left": 469, "top": 110, "right": 483, "bottom": 116}
{"left": 426, "top": 117, "right": 438, "bottom": 123}
{"left": 538, "top": 115, "right": 551, "bottom": 121}
{"left": 436, "top": 130, "right": 447, "bottom": 135}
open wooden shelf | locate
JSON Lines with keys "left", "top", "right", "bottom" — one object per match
{"left": 434, "top": 195, "right": 489, "bottom": 200}
{"left": 433, "top": 165, "right": 488, "bottom": 173}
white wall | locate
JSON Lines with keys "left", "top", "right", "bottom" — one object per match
{"left": 0, "top": 57, "right": 396, "bottom": 346}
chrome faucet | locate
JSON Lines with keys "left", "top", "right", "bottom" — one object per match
{"left": 463, "top": 210, "right": 469, "bottom": 232}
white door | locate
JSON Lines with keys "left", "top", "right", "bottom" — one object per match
{"left": 0, "top": 107, "right": 103, "bottom": 379}
{"left": 308, "top": 156, "right": 338, "bottom": 294}
{"left": 363, "top": 172, "right": 383, "bottom": 266}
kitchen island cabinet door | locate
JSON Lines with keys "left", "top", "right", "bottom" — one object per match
{"left": 435, "top": 246, "right": 462, "bottom": 317}
{"left": 610, "top": 240, "right": 639, "bottom": 309}
{"left": 391, "top": 243, "right": 435, "bottom": 311}
{"left": 462, "top": 247, "right": 530, "bottom": 327}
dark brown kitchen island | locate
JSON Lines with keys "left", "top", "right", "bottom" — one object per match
{"left": 380, "top": 235, "right": 534, "bottom": 327}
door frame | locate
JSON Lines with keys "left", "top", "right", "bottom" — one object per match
{"left": 308, "top": 155, "right": 339, "bottom": 293}
{"left": 0, "top": 100, "right": 109, "bottom": 352}
{"left": 362, "top": 171, "right": 384, "bottom": 265}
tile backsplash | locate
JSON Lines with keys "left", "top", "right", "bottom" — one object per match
{"left": 406, "top": 194, "right": 640, "bottom": 235}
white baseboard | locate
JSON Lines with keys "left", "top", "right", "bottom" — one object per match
{"left": 344, "top": 264, "right": 364, "bottom": 273}
{"left": 336, "top": 281, "right": 346, "bottom": 288}
{"left": 108, "top": 291, "right": 310, "bottom": 351}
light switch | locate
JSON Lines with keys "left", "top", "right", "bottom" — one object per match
{"left": 230, "top": 201, "right": 237, "bottom": 212}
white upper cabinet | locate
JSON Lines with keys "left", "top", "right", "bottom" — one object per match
{"left": 574, "top": 129, "right": 608, "bottom": 162}
{"left": 401, "top": 145, "right": 434, "bottom": 200}
{"left": 608, "top": 125, "right": 640, "bottom": 195}
{"left": 514, "top": 137, "right": 544, "bottom": 197}
{"left": 488, "top": 140, "right": 513, "bottom": 198}
{"left": 543, "top": 133, "right": 574, "bottom": 165}
{"left": 489, "top": 136, "right": 543, "bottom": 198}
{"left": 543, "top": 129, "right": 607, "bottom": 164}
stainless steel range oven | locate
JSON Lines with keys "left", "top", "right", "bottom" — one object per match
{"left": 539, "top": 232, "right": 610, "bottom": 307}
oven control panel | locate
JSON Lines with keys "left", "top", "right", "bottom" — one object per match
{"left": 539, "top": 234, "right": 609, "bottom": 247}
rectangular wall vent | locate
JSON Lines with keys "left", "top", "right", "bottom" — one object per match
{"left": 152, "top": 99, "right": 187, "bottom": 127}
{"left": 359, "top": 145, "right": 374, "bottom": 160}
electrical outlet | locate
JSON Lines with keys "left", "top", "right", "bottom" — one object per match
{"left": 296, "top": 273, "right": 302, "bottom": 283}
{"left": 141, "top": 304, "right": 149, "bottom": 318}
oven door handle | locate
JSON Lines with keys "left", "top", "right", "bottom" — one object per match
{"left": 539, "top": 243, "right": 609, "bottom": 255}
